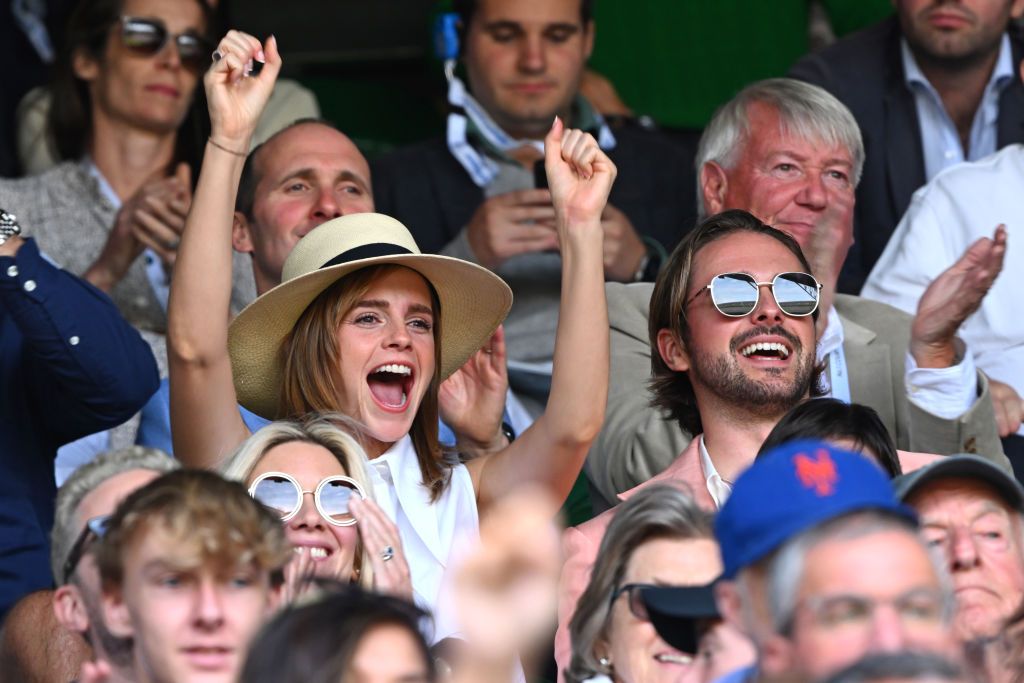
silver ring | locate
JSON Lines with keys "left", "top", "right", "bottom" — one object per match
{"left": 212, "top": 49, "right": 223, "bottom": 62}
{"left": 381, "top": 545, "right": 395, "bottom": 562}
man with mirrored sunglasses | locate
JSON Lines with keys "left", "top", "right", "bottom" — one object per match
{"left": 585, "top": 77, "right": 1008, "bottom": 507}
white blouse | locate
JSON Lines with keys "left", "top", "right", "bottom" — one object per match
{"left": 367, "top": 436, "right": 480, "bottom": 644}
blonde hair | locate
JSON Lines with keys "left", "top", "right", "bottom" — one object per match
{"left": 277, "top": 265, "right": 449, "bottom": 501}
{"left": 221, "top": 413, "right": 376, "bottom": 588}
{"left": 97, "top": 470, "right": 291, "bottom": 591}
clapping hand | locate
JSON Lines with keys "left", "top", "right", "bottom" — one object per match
{"left": 910, "top": 225, "right": 1006, "bottom": 368}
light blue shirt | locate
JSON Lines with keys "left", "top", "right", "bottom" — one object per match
{"left": 901, "top": 35, "right": 1014, "bottom": 182}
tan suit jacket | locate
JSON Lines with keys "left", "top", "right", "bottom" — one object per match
{"left": 585, "top": 283, "right": 1008, "bottom": 505}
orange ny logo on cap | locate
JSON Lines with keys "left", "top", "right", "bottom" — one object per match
{"left": 794, "top": 449, "right": 838, "bottom": 496}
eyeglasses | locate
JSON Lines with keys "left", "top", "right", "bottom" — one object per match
{"left": 120, "top": 16, "right": 211, "bottom": 70}
{"left": 248, "top": 472, "right": 366, "bottom": 527}
{"left": 62, "top": 515, "right": 110, "bottom": 583}
{"left": 788, "top": 588, "right": 952, "bottom": 636}
{"left": 685, "top": 272, "right": 822, "bottom": 318}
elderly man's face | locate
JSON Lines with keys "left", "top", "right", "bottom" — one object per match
{"left": 908, "top": 479, "right": 1024, "bottom": 643}
{"left": 766, "top": 528, "right": 955, "bottom": 682}
{"left": 701, "top": 102, "right": 856, "bottom": 285}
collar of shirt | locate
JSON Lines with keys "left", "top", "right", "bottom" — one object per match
{"left": 900, "top": 34, "right": 1014, "bottom": 178}
{"left": 698, "top": 435, "right": 732, "bottom": 509}
{"left": 445, "top": 75, "right": 616, "bottom": 187}
{"left": 84, "top": 158, "right": 122, "bottom": 210}
{"left": 817, "top": 305, "right": 844, "bottom": 362}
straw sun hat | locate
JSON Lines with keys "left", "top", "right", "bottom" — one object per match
{"left": 228, "top": 213, "right": 513, "bottom": 419}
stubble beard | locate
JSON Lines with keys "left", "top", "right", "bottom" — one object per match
{"left": 689, "top": 331, "right": 814, "bottom": 420}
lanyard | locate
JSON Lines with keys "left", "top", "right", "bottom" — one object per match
{"left": 828, "top": 346, "right": 852, "bottom": 404}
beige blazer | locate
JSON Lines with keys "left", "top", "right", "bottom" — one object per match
{"left": 585, "top": 283, "right": 1008, "bottom": 505}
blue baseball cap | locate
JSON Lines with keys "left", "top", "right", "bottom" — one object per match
{"left": 715, "top": 439, "right": 916, "bottom": 579}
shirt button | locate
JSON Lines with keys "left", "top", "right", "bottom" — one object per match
{"left": 6, "top": 265, "right": 17, "bottom": 277}
{"left": 23, "top": 279, "right": 36, "bottom": 292}
{"left": 69, "top": 336, "right": 80, "bottom": 346}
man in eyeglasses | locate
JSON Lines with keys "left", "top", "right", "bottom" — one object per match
{"left": 95, "top": 470, "right": 289, "bottom": 683}
{"left": 584, "top": 78, "right": 1009, "bottom": 508}
{"left": 0, "top": 447, "right": 177, "bottom": 683}
{"left": 894, "top": 455, "right": 1024, "bottom": 683}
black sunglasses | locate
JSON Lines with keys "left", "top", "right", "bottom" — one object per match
{"left": 685, "top": 271, "right": 822, "bottom": 318}
{"left": 611, "top": 583, "right": 655, "bottom": 621}
{"left": 61, "top": 514, "right": 110, "bottom": 583}
{"left": 120, "top": 16, "right": 211, "bottom": 69}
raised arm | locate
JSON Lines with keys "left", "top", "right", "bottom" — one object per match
{"left": 167, "top": 32, "right": 281, "bottom": 467}
{"left": 468, "top": 118, "right": 612, "bottom": 510}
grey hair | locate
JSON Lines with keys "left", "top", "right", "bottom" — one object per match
{"left": 566, "top": 484, "right": 716, "bottom": 683}
{"left": 219, "top": 413, "right": 376, "bottom": 589}
{"left": 766, "top": 510, "right": 954, "bottom": 635}
{"left": 817, "top": 651, "right": 965, "bottom": 683}
{"left": 695, "top": 78, "right": 865, "bottom": 217}
{"left": 51, "top": 446, "right": 178, "bottom": 584}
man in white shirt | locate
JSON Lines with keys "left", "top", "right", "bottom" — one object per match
{"left": 863, "top": 120, "right": 1024, "bottom": 463}
{"left": 585, "top": 78, "right": 1009, "bottom": 507}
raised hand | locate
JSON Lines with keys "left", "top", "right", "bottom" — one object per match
{"left": 911, "top": 225, "right": 1007, "bottom": 368}
{"left": 350, "top": 497, "right": 413, "bottom": 600}
{"left": 204, "top": 31, "right": 282, "bottom": 148}
{"left": 544, "top": 117, "right": 617, "bottom": 230}
{"left": 439, "top": 326, "right": 509, "bottom": 454}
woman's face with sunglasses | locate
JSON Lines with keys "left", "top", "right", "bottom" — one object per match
{"left": 247, "top": 441, "right": 361, "bottom": 582}
{"left": 77, "top": 0, "right": 207, "bottom": 134}
{"left": 603, "top": 537, "right": 722, "bottom": 683}
{"left": 665, "top": 231, "right": 818, "bottom": 409}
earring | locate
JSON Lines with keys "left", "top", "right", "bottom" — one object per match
{"left": 599, "top": 656, "right": 612, "bottom": 671}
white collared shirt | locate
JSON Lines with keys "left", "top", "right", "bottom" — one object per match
{"left": 366, "top": 436, "right": 480, "bottom": 644}
{"left": 698, "top": 435, "right": 732, "bottom": 509}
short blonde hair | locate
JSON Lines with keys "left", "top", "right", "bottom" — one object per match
{"left": 221, "top": 413, "right": 376, "bottom": 588}
{"left": 96, "top": 470, "right": 290, "bottom": 591}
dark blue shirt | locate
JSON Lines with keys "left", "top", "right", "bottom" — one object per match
{"left": 0, "top": 238, "right": 158, "bottom": 620}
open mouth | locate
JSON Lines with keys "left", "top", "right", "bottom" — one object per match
{"left": 367, "top": 363, "right": 414, "bottom": 410}
{"left": 739, "top": 341, "right": 791, "bottom": 359}
{"left": 654, "top": 653, "right": 694, "bottom": 665}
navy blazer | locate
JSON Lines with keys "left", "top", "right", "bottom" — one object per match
{"left": 790, "top": 16, "right": 1024, "bottom": 294}
{"left": 0, "top": 238, "right": 158, "bottom": 619}
{"left": 370, "top": 122, "right": 698, "bottom": 258}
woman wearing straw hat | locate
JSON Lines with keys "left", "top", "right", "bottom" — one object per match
{"left": 167, "top": 30, "right": 611, "bottom": 644}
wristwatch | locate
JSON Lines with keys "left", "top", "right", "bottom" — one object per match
{"left": 0, "top": 208, "right": 21, "bottom": 247}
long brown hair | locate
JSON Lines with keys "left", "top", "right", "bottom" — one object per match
{"left": 278, "top": 265, "right": 449, "bottom": 501}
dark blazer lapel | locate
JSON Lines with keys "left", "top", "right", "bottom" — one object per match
{"left": 883, "top": 75, "right": 925, "bottom": 227}
{"left": 429, "top": 140, "right": 487, "bottom": 238}
{"left": 998, "top": 27, "right": 1024, "bottom": 146}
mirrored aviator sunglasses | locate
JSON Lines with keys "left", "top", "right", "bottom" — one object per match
{"left": 695, "top": 271, "right": 822, "bottom": 318}
{"left": 120, "top": 16, "right": 211, "bottom": 70}
{"left": 248, "top": 472, "right": 366, "bottom": 527}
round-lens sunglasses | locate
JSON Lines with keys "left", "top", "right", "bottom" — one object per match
{"left": 248, "top": 472, "right": 366, "bottom": 527}
{"left": 685, "top": 271, "right": 822, "bottom": 318}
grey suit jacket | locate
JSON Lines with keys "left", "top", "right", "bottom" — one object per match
{"left": 586, "top": 283, "right": 1008, "bottom": 505}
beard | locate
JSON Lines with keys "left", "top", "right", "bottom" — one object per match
{"left": 688, "top": 325, "right": 814, "bottom": 419}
